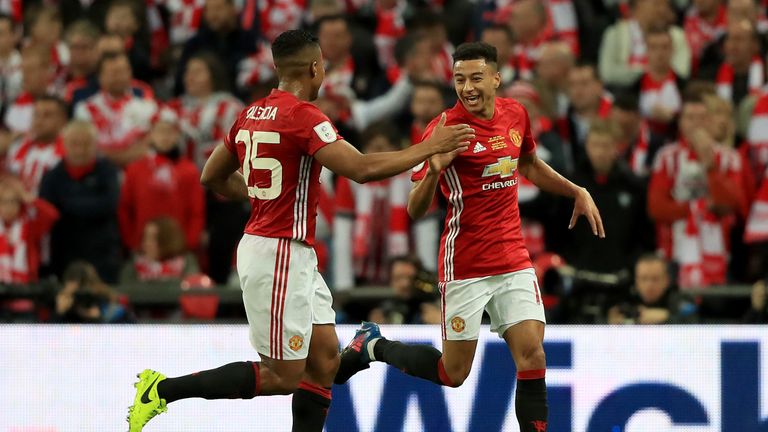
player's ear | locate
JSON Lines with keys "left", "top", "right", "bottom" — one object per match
{"left": 310, "top": 61, "right": 318, "bottom": 79}
{"left": 493, "top": 70, "right": 501, "bottom": 90}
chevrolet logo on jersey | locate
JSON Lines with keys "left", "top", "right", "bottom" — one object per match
{"left": 482, "top": 156, "right": 518, "bottom": 178}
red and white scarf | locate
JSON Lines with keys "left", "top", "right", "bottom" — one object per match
{"left": 7, "top": 136, "right": 65, "bottom": 194}
{"left": 335, "top": 174, "right": 411, "bottom": 284}
{"left": 638, "top": 70, "right": 681, "bottom": 133}
{"left": 134, "top": 255, "right": 187, "bottom": 281}
{"left": 432, "top": 43, "right": 455, "bottom": 85}
{"left": 76, "top": 92, "right": 157, "bottom": 151}
{"left": 492, "top": 0, "right": 579, "bottom": 55}
{"left": 165, "top": 0, "right": 206, "bottom": 45}
{"left": 321, "top": 56, "right": 355, "bottom": 98}
{"left": 0, "top": 0, "right": 22, "bottom": 22}
{"left": 512, "top": 24, "right": 554, "bottom": 81}
{"left": 716, "top": 57, "right": 764, "bottom": 102}
{"left": 0, "top": 201, "right": 57, "bottom": 284}
{"left": 254, "top": 0, "right": 305, "bottom": 42}
{"left": 655, "top": 141, "right": 742, "bottom": 288}
{"left": 747, "top": 93, "right": 768, "bottom": 183}
{"left": 627, "top": 120, "right": 651, "bottom": 177}
{"left": 0, "top": 218, "right": 30, "bottom": 284}
{"left": 683, "top": 4, "right": 727, "bottom": 70}
{"left": 237, "top": 41, "right": 275, "bottom": 89}
{"left": 374, "top": 0, "right": 406, "bottom": 68}
{"left": 169, "top": 93, "right": 243, "bottom": 168}
{"left": 4, "top": 91, "right": 35, "bottom": 134}
{"left": 628, "top": 20, "right": 647, "bottom": 67}
{"left": 745, "top": 168, "right": 768, "bottom": 243}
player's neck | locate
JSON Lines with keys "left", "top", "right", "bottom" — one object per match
{"left": 277, "top": 81, "right": 312, "bottom": 101}
{"left": 475, "top": 100, "right": 495, "bottom": 121}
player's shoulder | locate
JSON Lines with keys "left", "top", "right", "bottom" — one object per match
{"left": 497, "top": 97, "right": 527, "bottom": 114}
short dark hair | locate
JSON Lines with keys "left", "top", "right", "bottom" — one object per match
{"left": 612, "top": 92, "right": 639, "bottom": 112}
{"left": 0, "top": 13, "right": 14, "bottom": 28}
{"left": 188, "top": 51, "right": 230, "bottom": 92}
{"left": 407, "top": 10, "right": 444, "bottom": 32}
{"left": 682, "top": 81, "right": 715, "bottom": 105}
{"left": 572, "top": 60, "right": 599, "bottom": 80}
{"left": 271, "top": 29, "right": 319, "bottom": 62}
{"left": 413, "top": 80, "right": 447, "bottom": 99}
{"left": 482, "top": 23, "right": 514, "bottom": 42}
{"left": 635, "top": 253, "right": 668, "bottom": 271}
{"left": 314, "top": 14, "right": 349, "bottom": 34}
{"left": 389, "top": 255, "right": 424, "bottom": 274}
{"left": 36, "top": 95, "right": 68, "bottom": 116}
{"left": 96, "top": 50, "right": 130, "bottom": 75}
{"left": 394, "top": 32, "right": 420, "bottom": 66}
{"left": 453, "top": 42, "right": 498, "bottom": 65}
{"left": 362, "top": 121, "right": 402, "bottom": 149}
{"left": 645, "top": 24, "right": 671, "bottom": 39}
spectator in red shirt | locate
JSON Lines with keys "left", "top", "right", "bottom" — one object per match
{"left": 0, "top": 175, "right": 59, "bottom": 284}
{"left": 120, "top": 216, "right": 199, "bottom": 283}
{"left": 119, "top": 108, "right": 205, "bottom": 252}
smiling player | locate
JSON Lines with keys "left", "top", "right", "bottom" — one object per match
{"left": 335, "top": 42, "right": 605, "bottom": 432}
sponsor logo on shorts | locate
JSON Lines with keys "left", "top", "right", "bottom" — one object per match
{"left": 289, "top": 335, "right": 304, "bottom": 351}
{"left": 450, "top": 316, "right": 466, "bottom": 333}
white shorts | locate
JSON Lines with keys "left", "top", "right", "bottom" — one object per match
{"left": 439, "top": 267, "right": 546, "bottom": 341}
{"left": 237, "top": 234, "right": 335, "bottom": 360}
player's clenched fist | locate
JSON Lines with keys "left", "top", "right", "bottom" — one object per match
{"left": 427, "top": 113, "right": 474, "bottom": 155}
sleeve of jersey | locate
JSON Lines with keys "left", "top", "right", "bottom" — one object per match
{"left": 521, "top": 107, "right": 537, "bottom": 155}
{"left": 410, "top": 120, "right": 438, "bottom": 182}
{"left": 223, "top": 118, "right": 240, "bottom": 156}
{"left": 296, "top": 103, "right": 343, "bottom": 155}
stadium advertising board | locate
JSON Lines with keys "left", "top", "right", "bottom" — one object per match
{"left": 1, "top": 325, "right": 766, "bottom": 431}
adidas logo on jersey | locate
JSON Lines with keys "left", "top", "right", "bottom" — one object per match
{"left": 473, "top": 142, "right": 487, "bottom": 153}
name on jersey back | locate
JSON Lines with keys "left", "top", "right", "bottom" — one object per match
{"left": 246, "top": 105, "right": 278, "bottom": 121}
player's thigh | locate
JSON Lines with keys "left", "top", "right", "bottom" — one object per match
{"left": 238, "top": 235, "right": 315, "bottom": 362}
{"left": 440, "top": 278, "right": 492, "bottom": 342}
{"left": 485, "top": 267, "right": 546, "bottom": 340}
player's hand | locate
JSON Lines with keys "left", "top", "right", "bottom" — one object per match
{"left": 428, "top": 147, "right": 462, "bottom": 174}
{"left": 569, "top": 187, "right": 605, "bottom": 238}
{"left": 428, "top": 113, "right": 474, "bottom": 155}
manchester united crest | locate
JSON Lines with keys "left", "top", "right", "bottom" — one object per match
{"left": 450, "top": 316, "right": 466, "bottom": 333}
{"left": 509, "top": 128, "right": 522, "bottom": 147}
{"left": 289, "top": 335, "right": 304, "bottom": 351}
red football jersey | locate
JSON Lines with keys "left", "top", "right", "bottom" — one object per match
{"left": 224, "top": 89, "right": 342, "bottom": 246}
{"left": 413, "top": 98, "right": 536, "bottom": 282}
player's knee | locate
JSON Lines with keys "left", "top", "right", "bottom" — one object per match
{"left": 516, "top": 344, "right": 546, "bottom": 371}
{"left": 308, "top": 351, "right": 340, "bottom": 384}
{"left": 443, "top": 360, "right": 472, "bottom": 387}
{"left": 272, "top": 371, "right": 304, "bottom": 395}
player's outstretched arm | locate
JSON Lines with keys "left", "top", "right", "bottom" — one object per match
{"left": 518, "top": 152, "right": 605, "bottom": 238}
{"left": 200, "top": 143, "right": 249, "bottom": 201}
{"left": 314, "top": 114, "right": 473, "bottom": 184}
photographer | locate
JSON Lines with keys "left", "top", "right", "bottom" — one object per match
{"left": 608, "top": 254, "right": 697, "bottom": 325}
{"left": 53, "top": 261, "right": 134, "bottom": 323}
{"left": 368, "top": 255, "right": 441, "bottom": 325}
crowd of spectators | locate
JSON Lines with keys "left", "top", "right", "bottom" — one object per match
{"left": 0, "top": 0, "right": 767, "bottom": 324}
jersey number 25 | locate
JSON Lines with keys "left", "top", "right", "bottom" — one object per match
{"left": 236, "top": 129, "right": 282, "bottom": 200}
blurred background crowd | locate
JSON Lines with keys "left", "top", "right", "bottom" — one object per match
{"left": 0, "top": 0, "right": 767, "bottom": 325}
